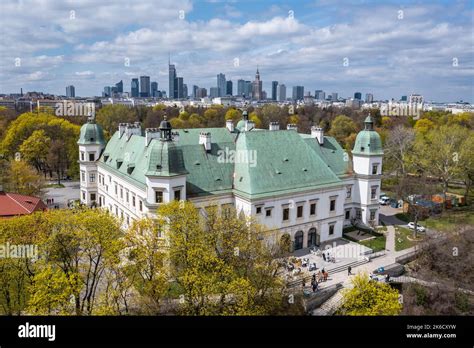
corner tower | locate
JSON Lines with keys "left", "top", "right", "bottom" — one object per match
{"left": 77, "top": 117, "right": 105, "bottom": 206}
{"left": 352, "top": 114, "right": 383, "bottom": 226}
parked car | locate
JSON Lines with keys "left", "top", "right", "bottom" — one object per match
{"left": 378, "top": 196, "right": 391, "bottom": 205}
{"left": 408, "top": 222, "right": 426, "bottom": 232}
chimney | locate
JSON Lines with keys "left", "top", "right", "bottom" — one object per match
{"left": 199, "top": 132, "right": 211, "bottom": 152}
{"left": 118, "top": 123, "right": 127, "bottom": 138}
{"left": 226, "top": 120, "right": 235, "bottom": 132}
{"left": 287, "top": 123, "right": 298, "bottom": 132}
{"left": 311, "top": 126, "right": 324, "bottom": 145}
{"left": 244, "top": 120, "right": 255, "bottom": 132}
{"left": 125, "top": 122, "right": 141, "bottom": 140}
{"left": 145, "top": 128, "right": 160, "bottom": 146}
{"left": 269, "top": 121, "right": 279, "bottom": 131}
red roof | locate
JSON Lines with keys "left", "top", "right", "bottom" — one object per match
{"left": 0, "top": 191, "right": 47, "bottom": 217}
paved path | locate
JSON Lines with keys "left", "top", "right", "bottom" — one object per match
{"left": 43, "top": 181, "right": 80, "bottom": 208}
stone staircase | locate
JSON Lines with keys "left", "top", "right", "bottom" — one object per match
{"left": 311, "top": 286, "right": 346, "bottom": 315}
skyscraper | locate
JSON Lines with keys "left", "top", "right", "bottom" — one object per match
{"left": 277, "top": 84, "right": 286, "bottom": 102}
{"left": 210, "top": 87, "right": 219, "bottom": 99}
{"left": 116, "top": 80, "right": 123, "bottom": 93}
{"left": 292, "top": 86, "right": 304, "bottom": 101}
{"left": 103, "top": 86, "right": 112, "bottom": 97}
{"left": 331, "top": 92, "right": 338, "bottom": 101}
{"left": 169, "top": 57, "right": 176, "bottom": 99}
{"left": 245, "top": 81, "right": 252, "bottom": 98}
{"left": 315, "top": 90, "right": 325, "bottom": 100}
{"left": 176, "top": 77, "right": 184, "bottom": 99}
{"left": 151, "top": 82, "right": 158, "bottom": 97}
{"left": 252, "top": 68, "right": 263, "bottom": 100}
{"left": 237, "top": 79, "right": 245, "bottom": 96}
{"left": 131, "top": 78, "right": 139, "bottom": 98}
{"left": 226, "top": 80, "right": 233, "bottom": 96}
{"left": 192, "top": 85, "right": 199, "bottom": 99}
{"left": 217, "top": 73, "right": 226, "bottom": 97}
{"left": 140, "top": 76, "right": 150, "bottom": 97}
{"left": 271, "top": 81, "right": 278, "bottom": 101}
{"left": 354, "top": 92, "right": 362, "bottom": 100}
{"left": 196, "top": 87, "right": 207, "bottom": 98}
{"left": 183, "top": 84, "right": 188, "bottom": 99}
{"left": 365, "top": 93, "right": 373, "bottom": 103}
{"left": 66, "top": 85, "right": 75, "bottom": 98}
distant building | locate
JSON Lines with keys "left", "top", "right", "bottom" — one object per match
{"left": 237, "top": 79, "right": 245, "bottom": 97}
{"left": 245, "top": 81, "right": 252, "bottom": 98}
{"left": 331, "top": 92, "right": 338, "bottom": 101}
{"left": 217, "top": 73, "right": 226, "bottom": 97}
{"left": 226, "top": 80, "right": 233, "bottom": 96}
{"left": 346, "top": 98, "right": 362, "bottom": 108}
{"left": 103, "top": 86, "right": 112, "bottom": 98}
{"left": 140, "top": 76, "right": 151, "bottom": 98}
{"left": 271, "top": 81, "right": 278, "bottom": 101}
{"left": 116, "top": 80, "right": 123, "bottom": 93}
{"left": 292, "top": 86, "right": 304, "bottom": 101}
{"left": 196, "top": 87, "right": 207, "bottom": 98}
{"left": 409, "top": 94, "right": 423, "bottom": 104}
{"left": 400, "top": 95, "right": 407, "bottom": 101}
{"left": 354, "top": 92, "right": 362, "bottom": 100}
{"left": 183, "top": 84, "right": 188, "bottom": 99}
{"left": 66, "top": 85, "right": 75, "bottom": 98}
{"left": 192, "top": 85, "right": 199, "bottom": 99}
{"left": 277, "top": 84, "right": 286, "bottom": 102}
{"left": 210, "top": 87, "right": 219, "bottom": 99}
{"left": 365, "top": 93, "right": 373, "bottom": 103}
{"left": 176, "top": 77, "right": 184, "bottom": 99}
{"left": 151, "top": 82, "right": 158, "bottom": 97}
{"left": 169, "top": 58, "right": 176, "bottom": 99}
{"left": 315, "top": 90, "right": 325, "bottom": 100}
{"left": 131, "top": 78, "right": 139, "bottom": 98}
{"left": 252, "top": 68, "right": 263, "bottom": 100}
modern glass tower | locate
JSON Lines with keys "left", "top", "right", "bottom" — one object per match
{"left": 131, "top": 78, "right": 139, "bottom": 98}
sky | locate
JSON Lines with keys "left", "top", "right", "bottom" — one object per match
{"left": 0, "top": 0, "right": 473, "bottom": 102}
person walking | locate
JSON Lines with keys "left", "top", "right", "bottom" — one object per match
{"left": 348, "top": 266, "right": 352, "bottom": 276}
{"left": 312, "top": 282, "right": 318, "bottom": 292}
{"left": 322, "top": 252, "right": 326, "bottom": 262}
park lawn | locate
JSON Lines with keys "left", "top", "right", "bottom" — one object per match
{"left": 395, "top": 226, "right": 423, "bottom": 251}
{"left": 423, "top": 209, "right": 474, "bottom": 233}
{"left": 360, "top": 235, "right": 386, "bottom": 252}
{"left": 395, "top": 213, "right": 410, "bottom": 223}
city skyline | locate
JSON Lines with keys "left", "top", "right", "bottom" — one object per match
{"left": 0, "top": 0, "right": 473, "bottom": 102}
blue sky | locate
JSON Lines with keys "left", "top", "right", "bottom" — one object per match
{"left": 0, "top": 0, "right": 473, "bottom": 102}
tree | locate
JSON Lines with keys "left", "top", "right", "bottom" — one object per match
{"left": 249, "top": 112, "right": 262, "bottom": 128}
{"left": 458, "top": 133, "right": 474, "bottom": 202}
{"left": 413, "top": 118, "right": 435, "bottom": 136}
{"left": 19, "top": 130, "right": 51, "bottom": 176}
{"left": 329, "top": 115, "right": 357, "bottom": 149}
{"left": 96, "top": 104, "right": 136, "bottom": 138}
{"left": 4, "top": 160, "right": 43, "bottom": 196}
{"left": 339, "top": 273, "right": 402, "bottom": 315}
{"left": 384, "top": 125, "right": 415, "bottom": 177}
{"left": 224, "top": 109, "right": 241, "bottom": 123}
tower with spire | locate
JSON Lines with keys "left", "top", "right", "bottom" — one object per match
{"left": 351, "top": 113, "right": 384, "bottom": 226}
{"left": 252, "top": 66, "right": 263, "bottom": 100}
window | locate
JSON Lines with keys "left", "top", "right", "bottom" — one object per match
{"left": 345, "top": 210, "right": 350, "bottom": 220}
{"left": 132, "top": 195, "right": 136, "bottom": 207}
{"left": 89, "top": 153, "right": 95, "bottom": 161}
{"left": 265, "top": 208, "right": 272, "bottom": 217}
{"left": 139, "top": 200, "right": 143, "bottom": 212}
{"left": 310, "top": 202, "right": 316, "bottom": 216}
{"left": 370, "top": 210, "right": 376, "bottom": 221}
{"left": 80, "top": 151, "right": 85, "bottom": 161}
{"left": 256, "top": 206, "right": 262, "bottom": 214}
{"left": 120, "top": 187, "right": 123, "bottom": 199}
{"left": 90, "top": 193, "right": 96, "bottom": 201}
{"left": 282, "top": 207, "right": 290, "bottom": 221}
{"left": 356, "top": 209, "right": 362, "bottom": 220}
{"left": 297, "top": 205, "right": 303, "bottom": 218}
{"left": 155, "top": 191, "right": 163, "bottom": 203}
{"left": 346, "top": 186, "right": 352, "bottom": 199}
{"left": 89, "top": 173, "right": 95, "bottom": 183}
{"left": 114, "top": 183, "right": 118, "bottom": 196}
{"left": 81, "top": 171, "right": 85, "bottom": 182}
{"left": 329, "top": 224, "right": 335, "bottom": 235}
{"left": 108, "top": 175, "right": 111, "bottom": 183}
{"left": 372, "top": 164, "right": 378, "bottom": 175}
{"left": 126, "top": 191, "right": 129, "bottom": 203}
{"left": 174, "top": 189, "right": 181, "bottom": 201}
{"left": 82, "top": 191, "right": 85, "bottom": 200}
{"left": 371, "top": 186, "right": 378, "bottom": 199}
{"left": 330, "top": 199, "right": 336, "bottom": 212}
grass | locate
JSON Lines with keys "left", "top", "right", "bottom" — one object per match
{"left": 423, "top": 209, "right": 474, "bottom": 232}
{"left": 359, "top": 235, "right": 386, "bottom": 252}
{"left": 395, "top": 226, "right": 423, "bottom": 251}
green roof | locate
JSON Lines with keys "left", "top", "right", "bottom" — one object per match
{"left": 96, "top": 124, "right": 357, "bottom": 199}
{"left": 233, "top": 130, "right": 342, "bottom": 197}
{"left": 77, "top": 121, "right": 105, "bottom": 145}
{"left": 352, "top": 116, "right": 383, "bottom": 155}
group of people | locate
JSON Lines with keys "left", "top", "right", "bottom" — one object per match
{"left": 322, "top": 252, "right": 336, "bottom": 263}
{"left": 303, "top": 269, "right": 330, "bottom": 293}
{"left": 46, "top": 198, "right": 55, "bottom": 205}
